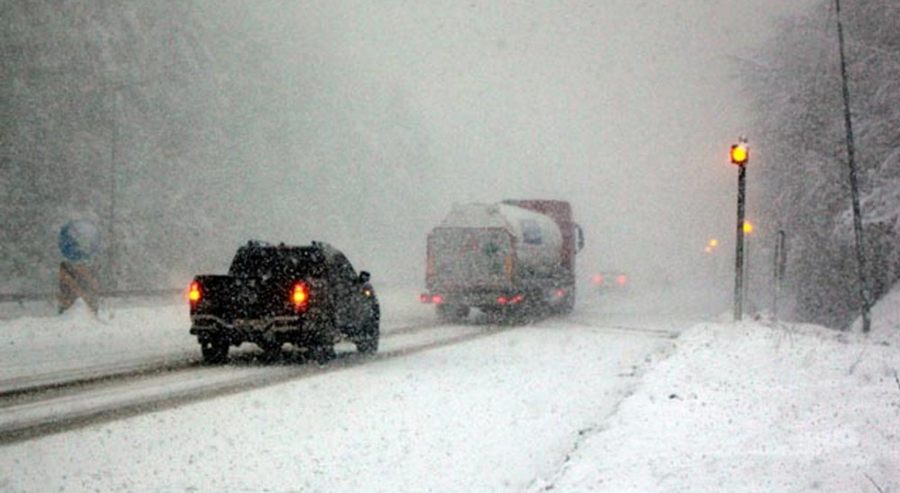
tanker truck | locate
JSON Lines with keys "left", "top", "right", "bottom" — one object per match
{"left": 421, "top": 199, "right": 584, "bottom": 321}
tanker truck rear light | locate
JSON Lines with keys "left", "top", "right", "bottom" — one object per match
{"left": 497, "top": 296, "right": 509, "bottom": 305}
{"left": 510, "top": 294, "right": 524, "bottom": 304}
{"left": 431, "top": 294, "right": 445, "bottom": 305}
{"left": 188, "top": 281, "right": 202, "bottom": 303}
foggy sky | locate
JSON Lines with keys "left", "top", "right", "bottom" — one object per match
{"left": 196, "top": 0, "right": 819, "bottom": 287}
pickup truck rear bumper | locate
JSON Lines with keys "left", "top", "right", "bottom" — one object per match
{"left": 190, "top": 314, "right": 333, "bottom": 345}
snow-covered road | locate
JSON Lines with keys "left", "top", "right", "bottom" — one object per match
{"left": 0, "top": 287, "right": 684, "bottom": 491}
{"left": 2, "top": 285, "right": 896, "bottom": 492}
{"left": 0, "top": 321, "right": 538, "bottom": 443}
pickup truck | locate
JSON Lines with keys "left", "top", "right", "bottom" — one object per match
{"left": 188, "top": 241, "right": 379, "bottom": 364}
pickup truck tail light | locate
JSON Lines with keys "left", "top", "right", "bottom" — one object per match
{"left": 291, "top": 282, "right": 310, "bottom": 309}
{"left": 188, "top": 281, "right": 202, "bottom": 303}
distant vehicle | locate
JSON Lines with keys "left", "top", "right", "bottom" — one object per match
{"left": 421, "top": 199, "right": 584, "bottom": 321}
{"left": 188, "top": 241, "right": 379, "bottom": 364}
{"left": 590, "top": 271, "right": 631, "bottom": 294}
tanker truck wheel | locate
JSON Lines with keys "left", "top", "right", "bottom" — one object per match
{"left": 437, "top": 303, "right": 469, "bottom": 323}
{"left": 558, "top": 293, "right": 575, "bottom": 315}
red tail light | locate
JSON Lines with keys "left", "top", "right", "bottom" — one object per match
{"left": 510, "top": 294, "right": 524, "bottom": 305}
{"left": 555, "top": 288, "right": 566, "bottom": 298}
{"left": 188, "top": 281, "right": 202, "bottom": 303}
{"left": 497, "top": 296, "right": 508, "bottom": 305}
{"left": 591, "top": 274, "right": 604, "bottom": 286}
{"left": 616, "top": 275, "right": 628, "bottom": 286}
{"left": 432, "top": 294, "right": 444, "bottom": 305}
{"left": 291, "top": 282, "right": 309, "bottom": 308}
{"left": 420, "top": 293, "right": 431, "bottom": 303}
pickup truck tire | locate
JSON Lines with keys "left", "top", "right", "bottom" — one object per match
{"left": 355, "top": 322, "right": 379, "bottom": 354}
{"left": 257, "top": 341, "right": 282, "bottom": 362}
{"left": 200, "top": 338, "right": 229, "bottom": 364}
{"left": 354, "top": 301, "right": 380, "bottom": 354}
{"left": 310, "top": 344, "right": 336, "bottom": 364}
{"left": 356, "top": 337, "right": 377, "bottom": 354}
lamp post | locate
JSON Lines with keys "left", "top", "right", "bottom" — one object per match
{"left": 730, "top": 138, "right": 749, "bottom": 321}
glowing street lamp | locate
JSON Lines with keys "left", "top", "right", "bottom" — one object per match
{"left": 730, "top": 142, "right": 749, "bottom": 166}
{"left": 730, "top": 137, "right": 750, "bottom": 321}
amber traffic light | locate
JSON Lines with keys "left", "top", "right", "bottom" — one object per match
{"left": 730, "top": 143, "right": 749, "bottom": 165}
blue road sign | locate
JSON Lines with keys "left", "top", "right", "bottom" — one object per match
{"left": 58, "top": 220, "right": 100, "bottom": 262}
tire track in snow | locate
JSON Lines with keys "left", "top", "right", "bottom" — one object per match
{"left": 0, "top": 322, "right": 516, "bottom": 445}
{"left": 0, "top": 320, "right": 446, "bottom": 401}
{"left": 560, "top": 318, "right": 681, "bottom": 339}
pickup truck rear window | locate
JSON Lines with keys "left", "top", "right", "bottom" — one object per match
{"left": 229, "top": 247, "right": 325, "bottom": 278}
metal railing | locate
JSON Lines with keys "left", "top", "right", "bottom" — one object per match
{"left": 0, "top": 289, "right": 184, "bottom": 304}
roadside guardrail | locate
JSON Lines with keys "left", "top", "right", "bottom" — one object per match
{"left": 0, "top": 289, "right": 184, "bottom": 304}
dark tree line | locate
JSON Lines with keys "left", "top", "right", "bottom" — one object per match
{"left": 1, "top": 2, "right": 437, "bottom": 293}
{"left": 747, "top": 0, "right": 900, "bottom": 328}
{"left": 0, "top": 2, "right": 264, "bottom": 291}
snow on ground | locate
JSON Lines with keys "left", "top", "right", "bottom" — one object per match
{"left": 0, "top": 314, "right": 671, "bottom": 492}
{"left": 545, "top": 292, "right": 900, "bottom": 492}
{"left": 0, "top": 297, "right": 192, "bottom": 382}
{"left": 854, "top": 282, "right": 900, "bottom": 334}
{"left": 0, "top": 287, "right": 432, "bottom": 382}
{"left": 3, "top": 282, "right": 897, "bottom": 492}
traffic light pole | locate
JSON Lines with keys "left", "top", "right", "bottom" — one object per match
{"left": 734, "top": 163, "right": 747, "bottom": 321}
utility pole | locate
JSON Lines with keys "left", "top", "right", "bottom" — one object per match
{"left": 107, "top": 90, "right": 119, "bottom": 293}
{"left": 730, "top": 138, "right": 749, "bottom": 321}
{"left": 835, "top": 0, "right": 872, "bottom": 332}
{"left": 772, "top": 230, "right": 787, "bottom": 319}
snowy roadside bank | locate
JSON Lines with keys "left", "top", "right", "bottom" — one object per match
{"left": 0, "top": 287, "right": 433, "bottom": 382}
{"left": 545, "top": 317, "right": 900, "bottom": 492}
